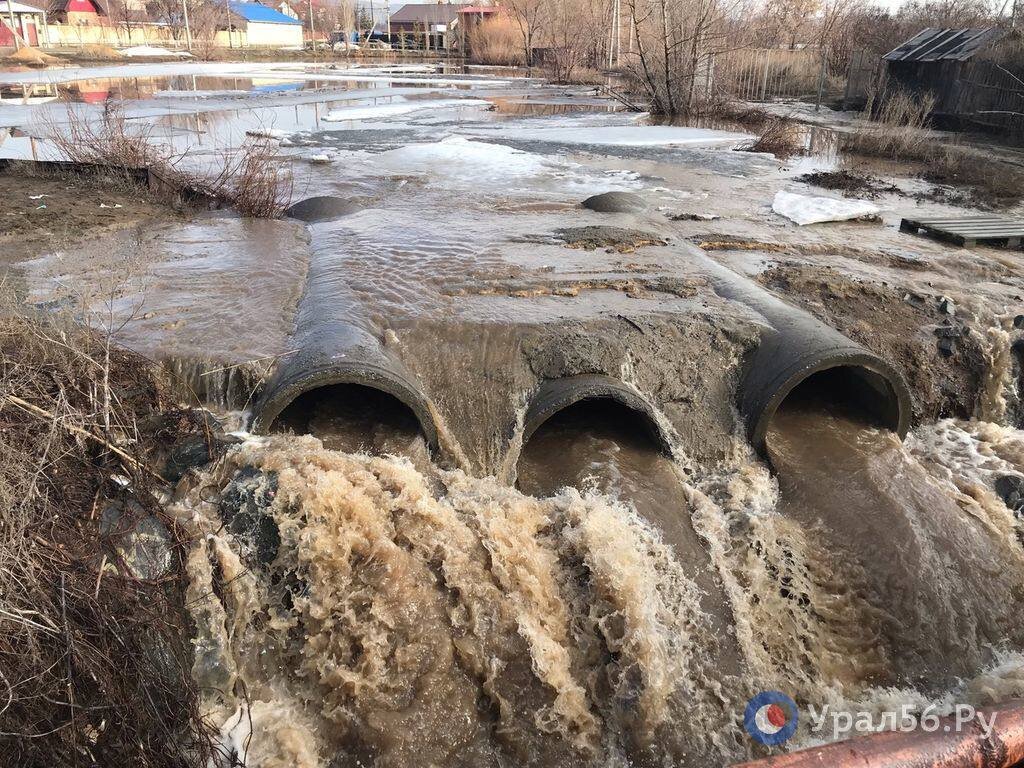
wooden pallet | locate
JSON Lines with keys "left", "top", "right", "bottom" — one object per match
{"left": 900, "top": 215, "right": 1024, "bottom": 248}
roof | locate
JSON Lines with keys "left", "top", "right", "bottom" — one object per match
{"left": 0, "top": 1, "right": 45, "bottom": 11}
{"left": 50, "top": 0, "right": 109, "bottom": 14}
{"left": 389, "top": 3, "right": 463, "bottom": 25}
{"left": 229, "top": 2, "right": 303, "bottom": 24}
{"left": 883, "top": 27, "right": 1005, "bottom": 62}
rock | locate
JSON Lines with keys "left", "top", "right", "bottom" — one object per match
{"left": 581, "top": 191, "right": 647, "bottom": 214}
{"left": 285, "top": 195, "right": 361, "bottom": 222}
{"left": 164, "top": 432, "right": 242, "bottom": 482}
{"left": 669, "top": 212, "right": 719, "bottom": 221}
{"left": 937, "top": 337, "right": 956, "bottom": 357}
{"left": 939, "top": 296, "right": 956, "bottom": 316}
{"left": 1014, "top": 314, "right": 1024, "bottom": 329}
{"left": 995, "top": 475, "right": 1024, "bottom": 513}
{"left": 220, "top": 467, "right": 280, "bottom": 565}
{"left": 101, "top": 499, "right": 174, "bottom": 580}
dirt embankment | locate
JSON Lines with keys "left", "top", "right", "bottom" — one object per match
{"left": 0, "top": 313, "right": 230, "bottom": 766}
{"left": 0, "top": 165, "right": 181, "bottom": 262}
{"left": 759, "top": 263, "right": 988, "bottom": 423}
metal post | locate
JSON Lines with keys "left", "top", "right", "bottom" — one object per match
{"left": 815, "top": 47, "right": 827, "bottom": 111}
{"left": 760, "top": 49, "right": 770, "bottom": 101}
{"left": 225, "top": 0, "right": 233, "bottom": 48}
{"left": 307, "top": 0, "right": 314, "bottom": 50}
{"left": 182, "top": 0, "right": 192, "bottom": 51}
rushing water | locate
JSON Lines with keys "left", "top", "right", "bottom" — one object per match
{"left": 169, "top": 386, "right": 1024, "bottom": 767}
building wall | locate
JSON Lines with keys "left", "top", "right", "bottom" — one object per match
{"left": 244, "top": 20, "right": 302, "bottom": 46}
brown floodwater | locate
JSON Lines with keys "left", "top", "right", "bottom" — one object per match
{"left": 766, "top": 382, "right": 1024, "bottom": 689}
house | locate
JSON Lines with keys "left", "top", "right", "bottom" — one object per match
{"left": 268, "top": 0, "right": 299, "bottom": 19}
{"left": 882, "top": 27, "right": 1024, "bottom": 137}
{"left": 48, "top": 0, "right": 107, "bottom": 25}
{"left": 227, "top": 2, "right": 303, "bottom": 47}
{"left": 0, "top": 0, "right": 45, "bottom": 45}
{"left": 389, "top": 2, "right": 464, "bottom": 47}
{"left": 456, "top": 5, "right": 499, "bottom": 55}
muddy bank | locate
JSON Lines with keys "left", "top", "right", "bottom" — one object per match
{"left": 758, "top": 263, "right": 990, "bottom": 423}
{"left": 0, "top": 163, "right": 182, "bottom": 263}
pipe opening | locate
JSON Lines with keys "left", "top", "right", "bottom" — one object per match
{"left": 270, "top": 383, "right": 427, "bottom": 456}
{"left": 517, "top": 397, "right": 666, "bottom": 496}
{"left": 774, "top": 365, "right": 903, "bottom": 434}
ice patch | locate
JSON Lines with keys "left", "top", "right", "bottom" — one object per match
{"left": 772, "top": 190, "right": 880, "bottom": 225}
{"left": 370, "top": 136, "right": 547, "bottom": 180}
{"left": 483, "top": 124, "right": 751, "bottom": 147}
{"left": 322, "top": 98, "right": 490, "bottom": 122}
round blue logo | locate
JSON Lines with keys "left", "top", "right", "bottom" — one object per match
{"left": 744, "top": 691, "right": 798, "bottom": 745}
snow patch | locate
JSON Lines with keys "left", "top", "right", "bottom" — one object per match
{"left": 120, "top": 46, "right": 192, "bottom": 58}
{"left": 772, "top": 190, "right": 880, "bottom": 226}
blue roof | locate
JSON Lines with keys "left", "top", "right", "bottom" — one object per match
{"left": 229, "top": 2, "right": 303, "bottom": 24}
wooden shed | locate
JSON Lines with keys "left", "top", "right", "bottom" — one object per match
{"left": 882, "top": 27, "right": 1024, "bottom": 138}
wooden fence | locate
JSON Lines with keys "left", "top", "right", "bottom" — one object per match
{"left": 948, "top": 59, "right": 1024, "bottom": 140}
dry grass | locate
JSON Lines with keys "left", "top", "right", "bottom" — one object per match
{"left": 0, "top": 308, "right": 213, "bottom": 767}
{"left": 842, "top": 90, "right": 935, "bottom": 159}
{"left": 43, "top": 104, "right": 292, "bottom": 218}
{"left": 839, "top": 89, "right": 1024, "bottom": 208}
{"left": 468, "top": 16, "right": 525, "bottom": 66}
{"left": 739, "top": 116, "right": 802, "bottom": 157}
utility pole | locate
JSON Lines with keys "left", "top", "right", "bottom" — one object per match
{"left": 308, "top": 0, "right": 315, "bottom": 50}
{"left": 225, "top": 0, "right": 233, "bottom": 48}
{"left": 182, "top": 0, "right": 192, "bottom": 51}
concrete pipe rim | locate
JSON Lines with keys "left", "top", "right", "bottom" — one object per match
{"left": 521, "top": 374, "right": 674, "bottom": 454}
{"left": 748, "top": 352, "right": 912, "bottom": 454}
{"left": 250, "top": 363, "right": 440, "bottom": 452}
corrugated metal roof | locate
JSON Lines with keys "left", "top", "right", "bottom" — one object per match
{"left": 390, "top": 3, "right": 463, "bottom": 25}
{"left": 883, "top": 27, "right": 1005, "bottom": 62}
{"left": 229, "top": 2, "right": 303, "bottom": 25}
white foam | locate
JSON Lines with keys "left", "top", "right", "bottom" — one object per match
{"left": 772, "top": 190, "right": 880, "bottom": 225}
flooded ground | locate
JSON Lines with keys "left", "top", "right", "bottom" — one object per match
{"left": 3, "top": 59, "right": 1024, "bottom": 766}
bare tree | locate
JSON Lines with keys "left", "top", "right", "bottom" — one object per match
{"left": 624, "top": 0, "right": 751, "bottom": 115}
{"left": 505, "top": 0, "right": 548, "bottom": 65}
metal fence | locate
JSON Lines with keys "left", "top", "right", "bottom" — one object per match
{"left": 711, "top": 47, "right": 832, "bottom": 103}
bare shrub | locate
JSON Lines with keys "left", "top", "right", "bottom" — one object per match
{"left": 468, "top": 16, "right": 526, "bottom": 65}
{"left": 0, "top": 307, "right": 213, "bottom": 767}
{"left": 739, "top": 116, "right": 802, "bottom": 157}
{"left": 42, "top": 105, "right": 292, "bottom": 218}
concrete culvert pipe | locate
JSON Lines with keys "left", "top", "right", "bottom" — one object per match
{"left": 521, "top": 374, "right": 674, "bottom": 453}
{"left": 687, "top": 246, "right": 912, "bottom": 454}
{"left": 250, "top": 323, "right": 439, "bottom": 452}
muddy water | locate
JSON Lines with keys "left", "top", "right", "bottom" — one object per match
{"left": 174, "top": 408, "right": 1024, "bottom": 768}
{"left": 766, "top": 390, "right": 1024, "bottom": 690}
{"left": 516, "top": 400, "right": 741, "bottom": 665}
